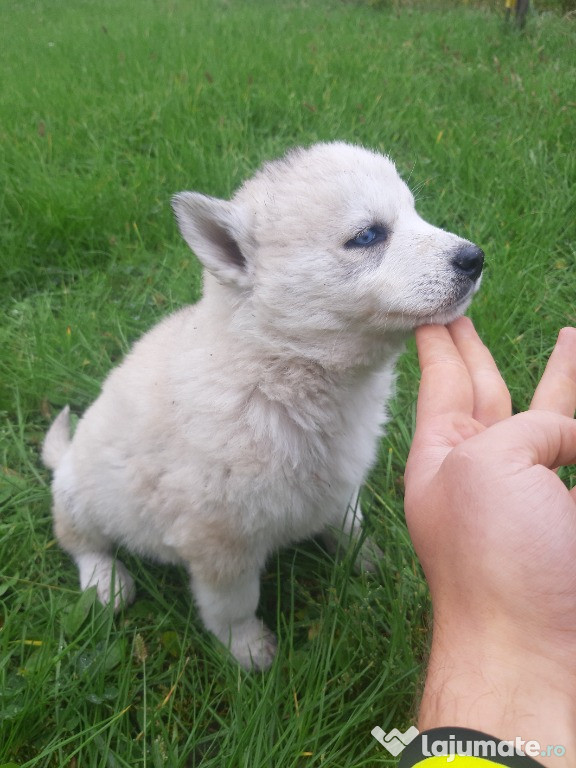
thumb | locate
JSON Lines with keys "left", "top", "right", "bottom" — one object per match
{"left": 469, "top": 410, "right": 576, "bottom": 471}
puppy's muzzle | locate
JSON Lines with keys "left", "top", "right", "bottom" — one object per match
{"left": 451, "top": 243, "right": 484, "bottom": 282}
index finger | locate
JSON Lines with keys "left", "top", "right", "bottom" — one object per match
{"left": 449, "top": 317, "right": 511, "bottom": 426}
{"left": 530, "top": 327, "right": 576, "bottom": 416}
{"left": 414, "top": 319, "right": 474, "bottom": 422}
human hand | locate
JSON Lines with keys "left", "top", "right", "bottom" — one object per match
{"left": 404, "top": 317, "right": 576, "bottom": 751}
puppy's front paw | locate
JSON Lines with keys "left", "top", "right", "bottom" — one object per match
{"left": 77, "top": 553, "right": 136, "bottom": 611}
{"left": 228, "top": 618, "right": 277, "bottom": 671}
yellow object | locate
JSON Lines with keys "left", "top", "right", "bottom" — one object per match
{"left": 505, "top": 0, "right": 516, "bottom": 8}
{"left": 413, "top": 758, "right": 509, "bottom": 767}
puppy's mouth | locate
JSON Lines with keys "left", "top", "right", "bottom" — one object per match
{"left": 415, "top": 277, "right": 481, "bottom": 326}
{"left": 380, "top": 277, "right": 481, "bottom": 329}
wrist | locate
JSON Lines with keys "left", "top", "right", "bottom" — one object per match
{"left": 418, "top": 618, "right": 576, "bottom": 765}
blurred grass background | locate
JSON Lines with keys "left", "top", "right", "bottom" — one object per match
{"left": 1, "top": 0, "right": 574, "bottom": 765}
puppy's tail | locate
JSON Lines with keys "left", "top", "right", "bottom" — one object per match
{"left": 42, "top": 406, "right": 71, "bottom": 471}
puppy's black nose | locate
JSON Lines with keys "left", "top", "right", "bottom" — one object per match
{"left": 451, "top": 243, "right": 484, "bottom": 281}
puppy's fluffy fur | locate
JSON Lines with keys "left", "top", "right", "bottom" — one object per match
{"left": 43, "top": 142, "right": 483, "bottom": 669}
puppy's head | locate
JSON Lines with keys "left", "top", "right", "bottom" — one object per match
{"left": 172, "top": 143, "right": 483, "bottom": 361}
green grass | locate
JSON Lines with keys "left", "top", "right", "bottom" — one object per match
{"left": 1, "top": 0, "right": 574, "bottom": 765}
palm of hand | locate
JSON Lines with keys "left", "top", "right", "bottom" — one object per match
{"left": 404, "top": 319, "right": 576, "bottom": 652}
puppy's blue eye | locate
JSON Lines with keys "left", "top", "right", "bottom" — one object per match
{"left": 345, "top": 225, "right": 388, "bottom": 249}
{"left": 354, "top": 229, "right": 377, "bottom": 245}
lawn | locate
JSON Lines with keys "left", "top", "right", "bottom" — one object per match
{"left": 1, "top": 0, "right": 574, "bottom": 766}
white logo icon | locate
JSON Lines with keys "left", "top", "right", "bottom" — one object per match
{"left": 371, "top": 725, "right": 420, "bottom": 756}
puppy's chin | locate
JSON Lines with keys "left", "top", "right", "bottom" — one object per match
{"left": 414, "top": 292, "right": 476, "bottom": 328}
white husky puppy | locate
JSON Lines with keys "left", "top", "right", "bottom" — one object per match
{"left": 43, "top": 142, "right": 483, "bottom": 669}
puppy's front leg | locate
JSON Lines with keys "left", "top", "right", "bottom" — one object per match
{"left": 322, "top": 490, "right": 384, "bottom": 573}
{"left": 190, "top": 569, "right": 276, "bottom": 670}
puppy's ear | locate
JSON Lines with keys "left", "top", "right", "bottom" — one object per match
{"left": 171, "top": 192, "right": 250, "bottom": 288}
